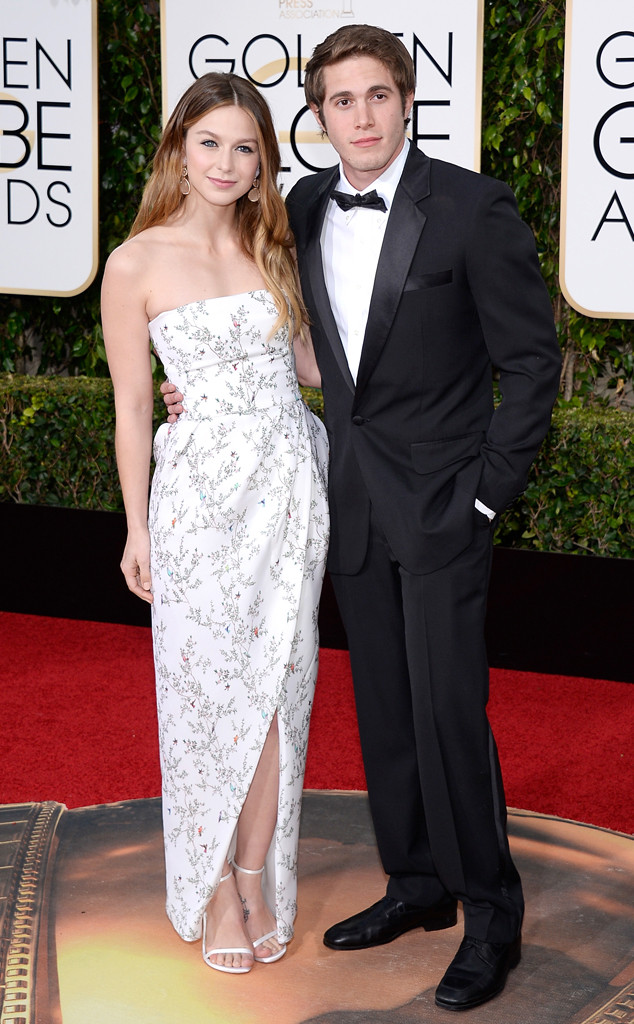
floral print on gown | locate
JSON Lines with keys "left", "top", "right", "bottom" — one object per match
{"left": 147, "top": 290, "right": 329, "bottom": 943}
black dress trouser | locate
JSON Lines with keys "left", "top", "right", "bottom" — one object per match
{"left": 329, "top": 508, "right": 524, "bottom": 943}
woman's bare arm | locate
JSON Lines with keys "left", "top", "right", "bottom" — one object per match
{"left": 102, "top": 244, "right": 156, "bottom": 603}
{"left": 293, "top": 328, "right": 322, "bottom": 389}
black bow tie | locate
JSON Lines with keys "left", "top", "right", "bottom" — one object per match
{"left": 331, "top": 189, "right": 387, "bottom": 212}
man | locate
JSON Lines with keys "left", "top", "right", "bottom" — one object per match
{"left": 164, "top": 25, "right": 561, "bottom": 1011}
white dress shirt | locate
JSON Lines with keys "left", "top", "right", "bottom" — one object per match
{"left": 321, "top": 139, "right": 409, "bottom": 382}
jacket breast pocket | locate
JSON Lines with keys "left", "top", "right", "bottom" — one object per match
{"left": 410, "top": 431, "right": 484, "bottom": 475}
{"left": 403, "top": 269, "right": 453, "bottom": 293}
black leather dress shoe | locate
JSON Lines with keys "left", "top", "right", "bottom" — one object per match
{"left": 435, "top": 933, "right": 522, "bottom": 1011}
{"left": 323, "top": 894, "right": 457, "bottom": 951}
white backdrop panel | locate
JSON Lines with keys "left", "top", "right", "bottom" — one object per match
{"left": 0, "top": 0, "right": 98, "bottom": 296}
{"left": 561, "top": 0, "right": 634, "bottom": 318}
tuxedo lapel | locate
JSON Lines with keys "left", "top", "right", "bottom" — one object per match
{"left": 302, "top": 168, "right": 356, "bottom": 393}
{"left": 353, "top": 148, "right": 431, "bottom": 402}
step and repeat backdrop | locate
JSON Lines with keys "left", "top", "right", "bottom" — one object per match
{"left": 0, "top": 0, "right": 481, "bottom": 298}
{"left": 1, "top": 0, "right": 632, "bottom": 320}
{"left": 160, "top": 0, "right": 484, "bottom": 189}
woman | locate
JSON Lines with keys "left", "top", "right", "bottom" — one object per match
{"left": 102, "top": 73, "right": 328, "bottom": 974}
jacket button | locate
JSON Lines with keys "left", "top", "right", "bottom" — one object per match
{"left": 351, "top": 415, "right": 365, "bottom": 425}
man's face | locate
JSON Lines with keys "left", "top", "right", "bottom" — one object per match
{"left": 311, "top": 55, "right": 414, "bottom": 191}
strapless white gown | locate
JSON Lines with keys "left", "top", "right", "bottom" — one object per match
{"left": 147, "top": 290, "right": 329, "bottom": 942}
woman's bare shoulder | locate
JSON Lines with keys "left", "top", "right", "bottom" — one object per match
{"left": 106, "top": 227, "right": 163, "bottom": 268}
{"left": 104, "top": 226, "right": 179, "bottom": 291}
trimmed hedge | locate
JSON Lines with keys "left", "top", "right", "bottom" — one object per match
{"left": 0, "top": 375, "right": 142, "bottom": 510}
{"left": 1, "top": 374, "right": 632, "bottom": 558}
{"left": 495, "top": 408, "right": 634, "bottom": 557}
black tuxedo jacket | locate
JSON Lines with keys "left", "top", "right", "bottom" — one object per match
{"left": 286, "top": 144, "right": 561, "bottom": 576}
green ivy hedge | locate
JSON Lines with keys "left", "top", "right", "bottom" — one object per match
{"left": 2, "top": 374, "right": 632, "bottom": 558}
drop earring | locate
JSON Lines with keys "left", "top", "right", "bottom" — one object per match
{"left": 179, "top": 166, "right": 191, "bottom": 196}
{"left": 247, "top": 177, "right": 260, "bottom": 203}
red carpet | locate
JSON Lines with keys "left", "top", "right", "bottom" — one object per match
{"left": 2, "top": 611, "right": 632, "bottom": 834}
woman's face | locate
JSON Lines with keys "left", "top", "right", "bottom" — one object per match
{"left": 183, "top": 103, "right": 261, "bottom": 207}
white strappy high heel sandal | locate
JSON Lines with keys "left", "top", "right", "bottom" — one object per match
{"left": 231, "top": 859, "right": 287, "bottom": 964}
{"left": 202, "top": 870, "right": 254, "bottom": 974}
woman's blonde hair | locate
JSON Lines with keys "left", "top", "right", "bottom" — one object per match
{"left": 129, "top": 73, "right": 305, "bottom": 339}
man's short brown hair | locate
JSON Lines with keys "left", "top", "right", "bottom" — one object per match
{"left": 303, "top": 24, "right": 416, "bottom": 125}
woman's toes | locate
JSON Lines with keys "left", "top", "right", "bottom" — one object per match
{"left": 212, "top": 949, "right": 253, "bottom": 970}
{"left": 230, "top": 950, "right": 253, "bottom": 970}
{"left": 256, "top": 936, "right": 280, "bottom": 957}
